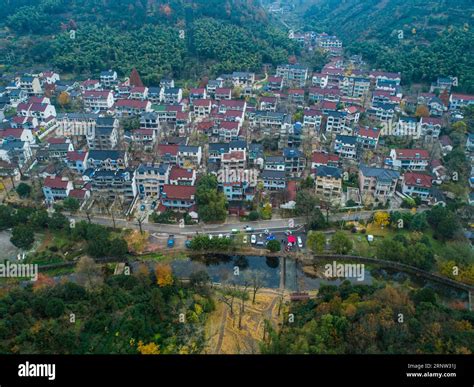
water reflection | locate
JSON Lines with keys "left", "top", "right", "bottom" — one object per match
{"left": 170, "top": 254, "right": 373, "bottom": 291}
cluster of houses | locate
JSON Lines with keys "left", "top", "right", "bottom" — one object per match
{"left": 1, "top": 30, "right": 473, "bottom": 219}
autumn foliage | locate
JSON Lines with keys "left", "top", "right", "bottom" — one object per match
{"left": 155, "top": 264, "right": 173, "bottom": 287}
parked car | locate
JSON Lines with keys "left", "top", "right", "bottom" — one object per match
{"left": 251, "top": 234, "right": 257, "bottom": 244}
{"left": 140, "top": 204, "right": 146, "bottom": 211}
{"left": 297, "top": 236, "right": 303, "bottom": 248}
{"left": 245, "top": 226, "right": 253, "bottom": 232}
{"left": 167, "top": 235, "right": 175, "bottom": 248}
{"left": 264, "top": 229, "right": 270, "bottom": 235}
{"left": 151, "top": 201, "right": 157, "bottom": 210}
{"left": 185, "top": 240, "right": 192, "bottom": 248}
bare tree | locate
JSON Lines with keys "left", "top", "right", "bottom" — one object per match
{"left": 237, "top": 284, "right": 249, "bottom": 330}
{"left": 244, "top": 270, "right": 267, "bottom": 304}
{"left": 136, "top": 213, "right": 147, "bottom": 234}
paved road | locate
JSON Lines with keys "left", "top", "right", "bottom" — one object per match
{"left": 70, "top": 208, "right": 424, "bottom": 236}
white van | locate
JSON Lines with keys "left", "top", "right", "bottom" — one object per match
{"left": 297, "top": 236, "right": 303, "bottom": 248}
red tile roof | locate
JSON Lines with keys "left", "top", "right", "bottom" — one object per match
{"left": 162, "top": 184, "right": 195, "bottom": 200}
{"left": 83, "top": 90, "right": 112, "bottom": 98}
{"left": 403, "top": 172, "right": 432, "bottom": 188}
{"left": 193, "top": 99, "right": 212, "bottom": 107}
{"left": 312, "top": 151, "right": 339, "bottom": 165}
{"left": 357, "top": 127, "right": 380, "bottom": 139}
{"left": 169, "top": 166, "right": 194, "bottom": 180}
{"left": 395, "top": 149, "right": 429, "bottom": 159}
{"left": 0, "top": 128, "right": 24, "bottom": 139}
{"left": 68, "top": 189, "right": 87, "bottom": 199}
{"left": 67, "top": 151, "right": 87, "bottom": 162}
{"left": 44, "top": 176, "right": 70, "bottom": 189}
{"left": 451, "top": 93, "right": 474, "bottom": 101}
{"left": 157, "top": 144, "right": 179, "bottom": 156}
{"left": 115, "top": 99, "right": 149, "bottom": 108}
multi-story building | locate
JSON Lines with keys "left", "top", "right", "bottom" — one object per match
{"left": 19, "top": 76, "right": 43, "bottom": 96}
{"left": 169, "top": 166, "right": 196, "bottom": 186}
{"left": 87, "top": 150, "right": 128, "bottom": 170}
{"left": 66, "top": 151, "right": 89, "bottom": 174}
{"left": 388, "top": 149, "right": 429, "bottom": 171}
{"left": 276, "top": 64, "right": 308, "bottom": 86}
{"left": 260, "top": 170, "right": 286, "bottom": 191}
{"left": 100, "top": 70, "right": 118, "bottom": 88}
{"left": 315, "top": 165, "right": 342, "bottom": 204}
{"left": 83, "top": 90, "right": 114, "bottom": 111}
{"left": 341, "top": 76, "right": 370, "bottom": 98}
{"left": 394, "top": 116, "right": 420, "bottom": 138}
{"left": 402, "top": 172, "right": 432, "bottom": 202}
{"left": 56, "top": 113, "right": 98, "bottom": 137}
{"left": 135, "top": 163, "right": 170, "bottom": 198}
{"left": 449, "top": 93, "right": 474, "bottom": 111}
{"left": 283, "top": 148, "right": 305, "bottom": 176}
{"left": 87, "top": 116, "right": 119, "bottom": 150}
{"left": 355, "top": 127, "right": 380, "bottom": 150}
{"left": 419, "top": 117, "right": 443, "bottom": 138}
{"left": 334, "top": 135, "right": 358, "bottom": 159}
{"left": 91, "top": 168, "right": 137, "bottom": 203}
{"left": 42, "top": 176, "right": 73, "bottom": 203}
{"left": 178, "top": 145, "right": 202, "bottom": 168}
{"left": 160, "top": 184, "right": 196, "bottom": 212}
{"left": 359, "top": 164, "right": 400, "bottom": 204}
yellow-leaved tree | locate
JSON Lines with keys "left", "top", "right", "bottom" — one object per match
{"left": 155, "top": 263, "right": 173, "bottom": 287}
{"left": 373, "top": 211, "right": 390, "bottom": 228}
{"left": 137, "top": 341, "right": 160, "bottom": 355}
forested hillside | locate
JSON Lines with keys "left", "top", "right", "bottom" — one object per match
{"left": 0, "top": 0, "right": 298, "bottom": 83}
{"left": 303, "top": 0, "right": 474, "bottom": 91}
{"left": 262, "top": 282, "right": 474, "bottom": 354}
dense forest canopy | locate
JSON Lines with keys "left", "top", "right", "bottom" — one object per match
{"left": 262, "top": 282, "right": 474, "bottom": 354}
{"left": 0, "top": 0, "right": 298, "bottom": 82}
{"left": 301, "top": 0, "right": 474, "bottom": 92}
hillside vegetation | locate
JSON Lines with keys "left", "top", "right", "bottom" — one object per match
{"left": 0, "top": 0, "right": 298, "bottom": 82}
{"left": 303, "top": 0, "right": 474, "bottom": 91}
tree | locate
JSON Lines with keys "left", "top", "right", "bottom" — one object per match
{"left": 45, "top": 298, "right": 65, "bottom": 318}
{"left": 376, "top": 239, "right": 406, "bottom": 261}
{"left": 244, "top": 271, "right": 267, "bottom": 304}
{"left": 248, "top": 211, "right": 259, "bottom": 221}
{"left": 307, "top": 231, "right": 326, "bottom": 254}
{"left": 195, "top": 174, "right": 227, "bottom": 223}
{"left": 373, "top": 211, "right": 390, "bottom": 228}
{"left": 260, "top": 203, "right": 272, "bottom": 220}
{"left": 57, "top": 91, "right": 70, "bottom": 108}
{"left": 109, "top": 238, "right": 128, "bottom": 258}
{"left": 331, "top": 232, "right": 352, "bottom": 255}
{"left": 75, "top": 256, "right": 103, "bottom": 290}
{"left": 295, "top": 190, "right": 319, "bottom": 221}
{"left": 30, "top": 209, "right": 49, "bottom": 230}
{"left": 266, "top": 240, "right": 281, "bottom": 252}
{"left": 62, "top": 197, "right": 80, "bottom": 213}
{"left": 10, "top": 225, "right": 34, "bottom": 250}
{"left": 16, "top": 183, "right": 31, "bottom": 198}
{"left": 427, "top": 206, "right": 459, "bottom": 240}
{"left": 137, "top": 341, "right": 160, "bottom": 354}
{"left": 415, "top": 105, "right": 429, "bottom": 118}
{"left": 48, "top": 212, "right": 69, "bottom": 230}
{"left": 0, "top": 205, "right": 14, "bottom": 230}
{"left": 155, "top": 264, "right": 173, "bottom": 287}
